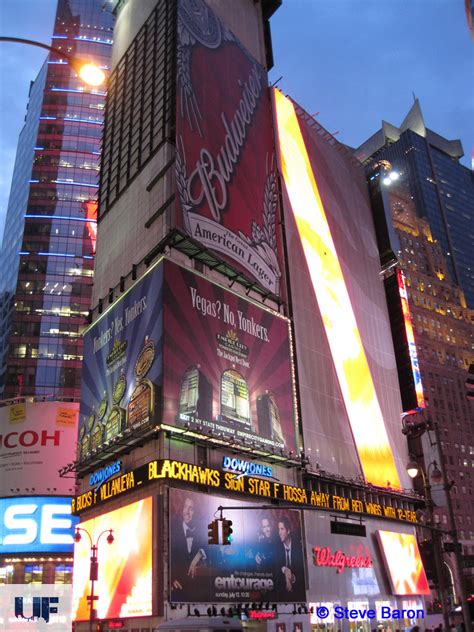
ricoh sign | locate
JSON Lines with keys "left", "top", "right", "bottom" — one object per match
{"left": 0, "top": 429, "right": 61, "bottom": 449}
{"left": 0, "top": 401, "right": 78, "bottom": 496}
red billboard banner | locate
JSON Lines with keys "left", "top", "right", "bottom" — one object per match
{"left": 169, "top": 488, "right": 306, "bottom": 603}
{"left": 162, "top": 261, "right": 296, "bottom": 451}
{"left": 175, "top": 0, "right": 282, "bottom": 295}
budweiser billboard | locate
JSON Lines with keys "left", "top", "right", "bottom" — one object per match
{"left": 0, "top": 402, "right": 78, "bottom": 496}
{"left": 175, "top": 0, "right": 282, "bottom": 295}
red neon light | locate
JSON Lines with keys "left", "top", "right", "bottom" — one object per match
{"left": 83, "top": 200, "right": 98, "bottom": 254}
{"left": 396, "top": 269, "right": 425, "bottom": 408}
{"left": 248, "top": 611, "right": 276, "bottom": 620}
{"left": 312, "top": 546, "right": 373, "bottom": 573}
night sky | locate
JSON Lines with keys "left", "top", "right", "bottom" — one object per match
{"left": 0, "top": 0, "right": 472, "bottom": 241}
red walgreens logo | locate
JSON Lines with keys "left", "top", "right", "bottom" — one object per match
{"left": 312, "top": 546, "right": 373, "bottom": 573}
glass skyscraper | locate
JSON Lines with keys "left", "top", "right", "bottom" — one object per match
{"left": 356, "top": 99, "right": 474, "bottom": 309}
{"left": 0, "top": 0, "right": 114, "bottom": 400}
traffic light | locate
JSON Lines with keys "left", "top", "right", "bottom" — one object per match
{"left": 222, "top": 518, "right": 233, "bottom": 545}
{"left": 207, "top": 519, "right": 219, "bottom": 545}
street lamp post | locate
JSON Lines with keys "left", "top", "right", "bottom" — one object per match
{"left": 406, "top": 458, "right": 451, "bottom": 631}
{"left": 74, "top": 527, "right": 114, "bottom": 631}
{"left": 0, "top": 36, "right": 105, "bottom": 86}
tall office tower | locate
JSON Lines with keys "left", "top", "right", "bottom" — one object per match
{"left": 385, "top": 182, "right": 474, "bottom": 594}
{"left": 0, "top": 0, "right": 114, "bottom": 401}
{"left": 356, "top": 100, "right": 474, "bottom": 309}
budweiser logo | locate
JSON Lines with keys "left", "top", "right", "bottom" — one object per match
{"left": 312, "top": 546, "right": 373, "bottom": 573}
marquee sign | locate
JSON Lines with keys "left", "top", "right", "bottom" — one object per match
{"left": 222, "top": 455, "right": 273, "bottom": 479}
{"left": 312, "top": 545, "right": 373, "bottom": 573}
{"left": 72, "top": 459, "right": 417, "bottom": 526}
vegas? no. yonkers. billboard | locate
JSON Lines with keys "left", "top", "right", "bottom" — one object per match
{"left": 162, "top": 261, "right": 297, "bottom": 452}
{"left": 175, "top": 0, "right": 282, "bottom": 296}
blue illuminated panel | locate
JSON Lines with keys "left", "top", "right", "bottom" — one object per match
{"left": 0, "top": 497, "right": 78, "bottom": 554}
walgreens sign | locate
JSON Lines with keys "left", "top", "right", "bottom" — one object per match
{"left": 312, "top": 545, "right": 373, "bottom": 573}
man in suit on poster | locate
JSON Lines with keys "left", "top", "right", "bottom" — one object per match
{"left": 171, "top": 496, "right": 207, "bottom": 598}
{"left": 275, "top": 516, "right": 305, "bottom": 599}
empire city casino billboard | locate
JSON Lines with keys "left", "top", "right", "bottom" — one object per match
{"left": 162, "top": 262, "right": 296, "bottom": 452}
{"left": 273, "top": 90, "right": 401, "bottom": 489}
{"left": 72, "top": 497, "right": 153, "bottom": 621}
{"left": 175, "top": 0, "right": 282, "bottom": 296}
{"left": 169, "top": 488, "right": 305, "bottom": 603}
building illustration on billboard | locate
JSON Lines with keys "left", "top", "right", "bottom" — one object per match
{"left": 169, "top": 488, "right": 305, "bottom": 603}
{"left": 175, "top": 0, "right": 282, "bottom": 295}
{"left": 163, "top": 262, "right": 296, "bottom": 451}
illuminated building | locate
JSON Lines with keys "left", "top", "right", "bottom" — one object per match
{"left": 70, "top": 2, "right": 428, "bottom": 631}
{"left": 0, "top": 0, "right": 114, "bottom": 401}
{"left": 356, "top": 100, "right": 474, "bottom": 309}
{"left": 380, "top": 181, "right": 474, "bottom": 595}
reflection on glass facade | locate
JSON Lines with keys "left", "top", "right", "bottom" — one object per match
{"left": 0, "top": 0, "right": 114, "bottom": 399}
{"left": 358, "top": 102, "right": 474, "bottom": 308}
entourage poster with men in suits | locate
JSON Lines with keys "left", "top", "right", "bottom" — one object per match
{"left": 169, "top": 488, "right": 306, "bottom": 603}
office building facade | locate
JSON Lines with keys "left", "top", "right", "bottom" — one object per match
{"left": 356, "top": 100, "right": 474, "bottom": 310}
{"left": 0, "top": 0, "right": 114, "bottom": 401}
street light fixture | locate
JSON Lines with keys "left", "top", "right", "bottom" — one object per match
{"left": 0, "top": 36, "right": 106, "bottom": 86}
{"left": 74, "top": 527, "right": 114, "bottom": 629}
{"left": 406, "top": 457, "right": 450, "bottom": 631}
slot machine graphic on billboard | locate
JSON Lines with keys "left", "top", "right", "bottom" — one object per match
{"left": 175, "top": 0, "right": 282, "bottom": 296}
{"left": 169, "top": 488, "right": 306, "bottom": 603}
{"left": 78, "top": 265, "right": 163, "bottom": 460}
{"left": 162, "top": 261, "right": 296, "bottom": 452}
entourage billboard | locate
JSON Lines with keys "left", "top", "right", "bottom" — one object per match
{"left": 169, "top": 488, "right": 305, "bottom": 603}
{"left": 162, "top": 262, "right": 296, "bottom": 451}
{"left": 175, "top": 0, "right": 282, "bottom": 295}
{"left": 72, "top": 497, "right": 153, "bottom": 620}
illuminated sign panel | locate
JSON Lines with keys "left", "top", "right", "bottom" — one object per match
{"left": 79, "top": 264, "right": 163, "bottom": 462}
{"left": 169, "top": 488, "right": 305, "bottom": 603}
{"left": 0, "top": 402, "right": 78, "bottom": 497}
{"left": 396, "top": 269, "right": 425, "bottom": 408}
{"left": 377, "top": 530, "right": 430, "bottom": 595}
{"left": 222, "top": 456, "right": 273, "bottom": 479}
{"left": 175, "top": 0, "right": 282, "bottom": 295}
{"left": 72, "top": 497, "right": 152, "bottom": 621}
{"left": 0, "top": 585, "right": 72, "bottom": 631}
{"left": 72, "top": 459, "right": 418, "bottom": 525}
{"left": 162, "top": 262, "right": 296, "bottom": 452}
{"left": 0, "top": 497, "right": 78, "bottom": 554}
{"left": 273, "top": 89, "right": 400, "bottom": 489}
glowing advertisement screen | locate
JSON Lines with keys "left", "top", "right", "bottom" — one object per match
{"left": 169, "top": 488, "right": 305, "bottom": 603}
{"left": 396, "top": 268, "right": 425, "bottom": 408}
{"left": 162, "top": 261, "right": 296, "bottom": 451}
{"left": 78, "top": 264, "right": 163, "bottom": 461}
{"left": 377, "top": 530, "right": 430, "bottom": 596}
{"left": 72, "top": 497, "right": 152, "bottom": 620}
{"left": 175, "top": 0, "right": 282, "bottom": 295}
{"left": 0, "top": 497, "right": 78, "bottom": 554}
{"left": 273, "top": 89, "right": 400, "bottom": 489}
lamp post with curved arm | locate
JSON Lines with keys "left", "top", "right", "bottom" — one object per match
{"left": 74, "top": 527, "right": 114, "bottom": 630}
{"left": 407, "top": 458, "right": 450, "bottom": 630}
{"left": 0, "top": 36, "right": 105, "bottom": 86}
